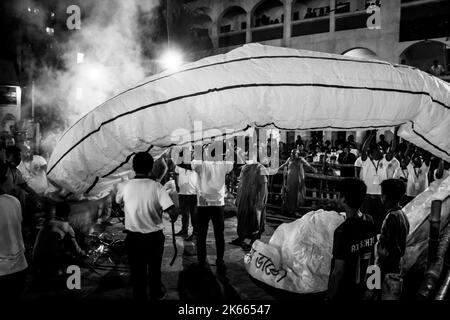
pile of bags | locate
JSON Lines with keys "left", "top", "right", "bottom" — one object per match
{"left": 245, "top": 209, "right": 344, "bottom": 294}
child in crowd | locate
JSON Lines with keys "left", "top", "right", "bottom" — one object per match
{"left": 377, "top": 179, "right": 410, "bottom": 280}
{"left": 327, "top": 178, "right": 377, "bottom": 300}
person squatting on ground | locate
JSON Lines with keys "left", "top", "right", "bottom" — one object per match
{"left": 116, "top": 152, "right": 178, "bottom": 301}
{"left": 0, "top": 160, "right": 28, "bottom": 301}
{"left": 327, "top": 178, "right": 378, "bottom": 300}
{"left": 32, "top": 202, "right": 86, "bottom": 287}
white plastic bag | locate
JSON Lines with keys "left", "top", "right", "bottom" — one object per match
{"left": 245, "top": 209, "right": 344, "bottom": 294}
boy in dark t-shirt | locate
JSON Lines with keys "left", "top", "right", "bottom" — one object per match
{"left": 328, "top": 178, "right": 378, "bottom": 300}
{"left": 377, "top": 179, "right": 409, "bottom": 278}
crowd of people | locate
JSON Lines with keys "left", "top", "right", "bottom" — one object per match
{"left": 1, "top": 128, "right": 449, "bottom": 301}
{"left": 0, "top": 145, "right": 87, "bottom": 301}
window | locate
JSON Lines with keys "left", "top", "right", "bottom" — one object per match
{"left": 220, "top": 25, "right": 231, "bottom": 33}
{"left": 0, "top": 87, "right": 17, "bottom": 106}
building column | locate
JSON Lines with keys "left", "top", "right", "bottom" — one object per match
{"left": 283, "top": 0, "right": 293, "bottom": 47}
{"left": 246, "top": 11, "right": 252, "bottom": 43}
{"left": 210, "top": 21, "right": 219, "bottom": 49}
{"left": 329, "top": 0, "right": 336, "bottom": 33}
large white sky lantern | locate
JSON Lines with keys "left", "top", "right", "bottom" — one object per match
{"left": 48, "top": 44, "right": 450, "bottom": 197}
{"left": 159, "top": 49, "right": 183, "bottom": 71}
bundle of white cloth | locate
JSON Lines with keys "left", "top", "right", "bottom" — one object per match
{"left": 18, "top": 155, "right": 49, "bottom": 194}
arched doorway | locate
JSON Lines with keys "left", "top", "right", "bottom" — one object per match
{"left": 400, "top": 40, "right": 449, "bottom": 76}
{"left": 191, "top": 13, "right": 213, "bottom": 51}
{"left": 218, "top": 6, "right": 247, "bottom": 48}
{"left": 251, "top": 0, "right": 284, "bottom": 42}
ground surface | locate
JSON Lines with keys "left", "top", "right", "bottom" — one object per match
{"left": 23, "top": 214, "right": 284, "bottom": 301}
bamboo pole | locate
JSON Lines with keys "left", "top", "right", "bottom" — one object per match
{"left": 417, "top": 223, "right": 450, "bottom": 300}
{"left": 435, "top": 268, "right": 450, "bottom": 300}
{"left": 428, "top": 200, "right": 442, "bottom": 267}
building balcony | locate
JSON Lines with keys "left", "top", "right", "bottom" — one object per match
{"left": 251, "top": 23, "right": 284, "bottom": 42}
{"left": 401, "top": 0, "right": 445, "bottom": 4}
{"left": 400, "top": 0, "right": 450, "bottom": 41}
{"left": 335, "top": 10, "right": 370, "bottom": 31}
{"left": 218, "top": 30, "right": 246, "bottom": 48}
{"left": 291, "top": 16, "right": 330, "bottom": 37}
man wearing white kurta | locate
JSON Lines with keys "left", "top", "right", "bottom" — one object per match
{"left": 394, "top": 153, "right": 430, "bottom": 204}
{"left": 354, "top": 131, "right": 397, "bottom": 232}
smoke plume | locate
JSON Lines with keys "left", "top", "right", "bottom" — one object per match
{"left": 20, "top": 0, "right": 160, "bottom": 154}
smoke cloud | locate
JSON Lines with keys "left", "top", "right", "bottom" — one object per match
{"left": 20, "top": 0, "right": 160, "bottom": 154}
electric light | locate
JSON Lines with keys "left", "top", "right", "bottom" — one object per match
{"left": 159, "top": 50, "right": 183, "bottom": 71}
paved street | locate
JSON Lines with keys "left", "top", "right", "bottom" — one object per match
{"left": 23, "top": 214, "right": 278, "bottom": 301}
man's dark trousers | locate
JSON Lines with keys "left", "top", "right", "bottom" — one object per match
{"left": 179, "top": 194, "right": 198, "bottom": 235}
{"left": 197, "top": 206, "right": 225, "bottom": 265}
{"left": 126, "top": 230, "right": 165, "bottom": 301}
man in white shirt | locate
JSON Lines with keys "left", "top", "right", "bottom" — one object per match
{"left": 0, "top": 160, "right": 28, "bottom": 301}
{"left": 402, "top": 153, "right": 430, "bottom": 203}
{"left": 386, "top": 156, "right": 400, "bottom": 179}
{"left": 174, "top": 165, "right": 199, "bottom": 240}
{"left": 393, "top": 156, "right": 409, "bottom": 182}
{"left": 354, "top": 130, "right": 397, "bottom": 231}
{"left": 178, "top": 153, "right": 234, "bottom": 276}
{"left": 116, "top": 152, "right": 178, "bottom": 301}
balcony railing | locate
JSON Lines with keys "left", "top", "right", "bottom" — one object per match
{"left": 335, "top": 10, "right": 370, "bottom": 31}
{"left": 401, "top": 0, "right": 445, "bottom": 4}
{"left": 400, "top": 0, "right": 450, "bottom": 41}
{"left": 251, "top": 23, "right": 284, "bottom": 42}
{"left": 291, "top": 16, "right": 330, "bottom": 37}
{"left": 218, "top": 31, "right": 246, "bottom": 48}
{"left": 205, "top": 1, "right": 450, "bottom": 50}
